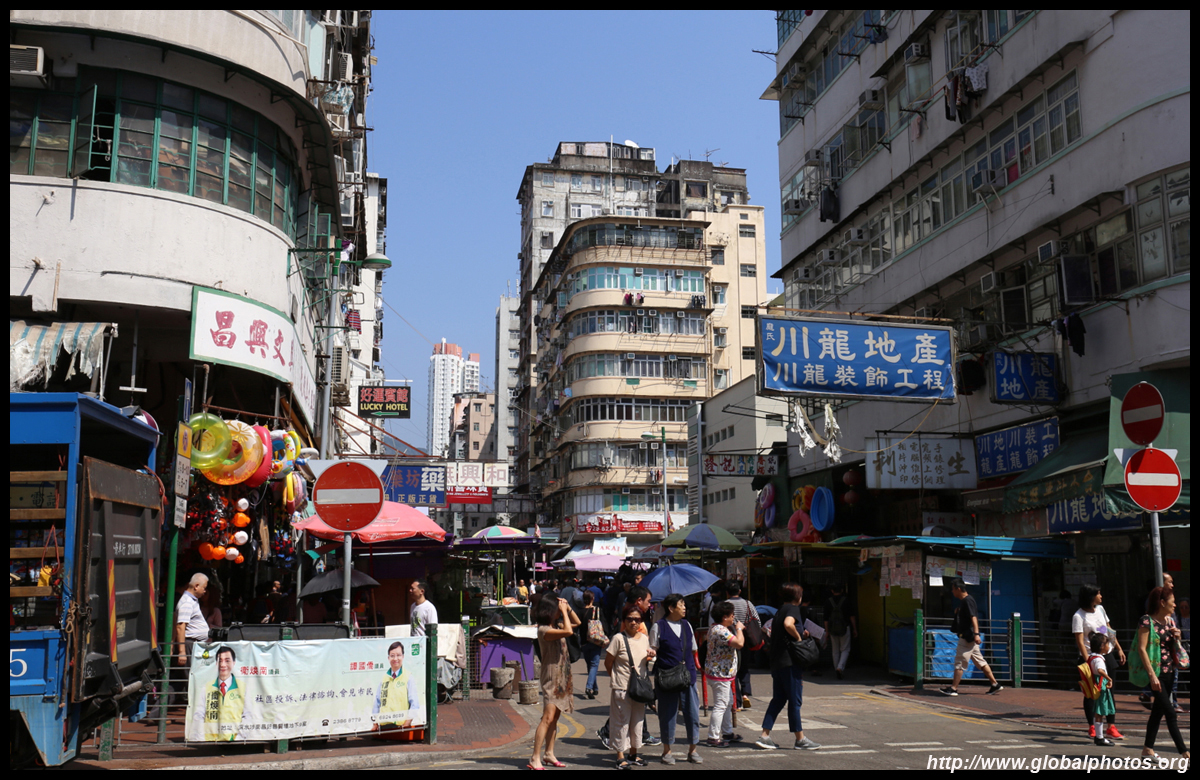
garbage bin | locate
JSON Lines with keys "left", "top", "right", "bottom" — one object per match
{"left": 490, "top": 667, "right": 515, "bottom": 699}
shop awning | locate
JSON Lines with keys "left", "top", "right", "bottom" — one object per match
{"left": 829, "top": 535, "right": 1074, "bottom": 560}
{"left": 1002, "top": 428, "right": 1108, "bottom": 513}
{"left": 10, "top": 320, "right": 114, "bottom": 391}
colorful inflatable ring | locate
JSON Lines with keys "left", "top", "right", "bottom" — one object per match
{"left": 270, "top": 430, "right": 296, "bottom": 477}
{"left": 758, "top": 483, "right": 777, "bottom": 528}
{"left": 202, "top": 421, "right": 265, "bottom": 485}
{"left": 286, "top": 431, "right": 303, "bottom": 460}
{"left": 188, "top": 413, "right": 232, "bottom": 469}
{"left": 787, "top": 508, "right": 819, "bottom": 543}
{"left": 243, "top": 425, "right": 273, "bottom": 488}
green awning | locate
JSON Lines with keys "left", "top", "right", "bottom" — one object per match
{"left": 1104, "top": 368, "right": 1190, "bottom": 486}
{"left": 1002, "top": 428, "right": 1108, "bottom": 513}
{"left": 1105, "top": 481, "right": 1190, "bottom": 515}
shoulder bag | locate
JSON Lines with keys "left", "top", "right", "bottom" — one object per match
{"left": 587, "top": 607, "right": 609, "bottom": 646}
{"left": 744, "top": 610, "right": 766, "bottom": 652}
{"left": 1128, "top": 617, "right": 1159, "bottom": 687}
{"left": 787, "top": 635, "right": 821, "bottom": 669}
{"left": 622, "top": 634, "right": 656, "bottom": 704}
{"left": 655, "top": 620, "right": 691, "bottom": 693}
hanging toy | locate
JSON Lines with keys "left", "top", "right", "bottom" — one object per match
{"left": 232, "top": 511, "right": 251, "bottom": 528}
{"left": 233, "top": 530, "right": 249, "bottom": 546}
{"left": 188, "top": 413, "right": 232, "bottom": 469}
{"left": 202, "top": 421, "right": 265, "bottom": 485}
{"left": 787, "top": 508, "right": 820, "bottom": 543}
{"left": 297, "top": 447, "right": 318, "bottom": 467}
{"left": 242, "top": 425, "right": 273, "bottom": 488}
{"left": 236, "top": 498, "right": 250, "bottom": 512}
{"left": 198, "top": 542, "right": 214, "bottom": 560}
{"left": 758, "top": 483, "right": 777, "bottom": 528}
{"left": 224, "top": 546, "right": 239, "bottom": 561}
{"left": 235, "top": 555, "right": 245, "bottom": 564}
{"left": 270, "top": 430, "right": 297, "bottom": 477}
{"left": 211, "top": 545, "right": 227, "bottom": 561}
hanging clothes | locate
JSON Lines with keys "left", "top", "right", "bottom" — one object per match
{"left": 1066, "top": 312, "right": 1087, "bottom": 357}
{"left": 819, "top": 185, "right": 840, "bottom": 223}
{"left": 945, "top": 78, "right": 958, "bottom": 122}
{"left": 964, "top": 62, "right": 988, "bottom": 93}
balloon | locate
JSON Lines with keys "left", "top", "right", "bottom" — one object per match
{"left": 233, "top": 530, "right": 249, "bottom": 546}
{"left": 234, "top": 555, "right": 245, "bottom": 564}
{"left": 188, "top": 413, "right": 232, "bottom": 469}
{"left": 211, "top": 546, "right": 226, "bottom": 561}
{"left": 236, "top": 498, "right": 250, "bottom": 512}
{"left": 198, "top": 542, "right": 214, "bottom": 560}
{"left": 202, "top": 421, "right": 266, "bottom": 485}
{"left": 232, "top": 512, "right": 251, "bottom": 528}
{"left": 224, "top": 546, "right": 239, "bottom": 561}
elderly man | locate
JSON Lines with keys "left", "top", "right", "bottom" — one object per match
{"left": 175, "top": 573, "right": 210, "bottom": 668}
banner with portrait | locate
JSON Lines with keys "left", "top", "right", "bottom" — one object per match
{"left": 184, "top": 637, "right": 427, "bottom": 742}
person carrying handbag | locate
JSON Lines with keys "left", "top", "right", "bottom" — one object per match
{"left": 606, "top": 603, "right": 656, "bottom": 769}
{"left": 1133, "top": 586, "right": 1189, "bottom": 760}
{"left": 581, "top": 591, "right": 607, "bottom": 699}
{"left": 649, "top": 593, "right": 702, "bottom": 764}
{"left": 755, "top": 583, "right": 821, "bottom": 751}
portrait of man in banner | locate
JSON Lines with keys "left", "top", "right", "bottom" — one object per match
{"left": 372, "top": 641, "right": 422, "bottom": 730}
{"left": 195, "top": 646, "right": 245, "bottom": 741}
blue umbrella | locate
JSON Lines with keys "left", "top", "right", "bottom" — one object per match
{"left": 660, "top": 523, "right": 743, "bottom": 551}
{"left": 640, "top": 563, "right": 720, "bottom": 600}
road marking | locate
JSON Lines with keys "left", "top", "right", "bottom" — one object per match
{"left": 986, "top": 744, "right": 1039, "bottom": 750}
{"left": 801, "top": 718, "right": 848, "bottom": 729}
{"left": 558, "top": 713, "right": 584, "bottom": 740}
{"left": 966, "top": 739, "right": 1022, "bottom": 744}
{"left": 819, "top": 744, "right": 861, "bottom": 749}
{"left": 843, "top": 692, "right": 994, "bottom": 726}
{"left": 903, "top": 747, "right": 961, "bottom": 752}
{"left": 817, "top": 749, "right": 878, "bottom": 755}
{"left": 886, "top": 741, "right": 944, "bottom": 746}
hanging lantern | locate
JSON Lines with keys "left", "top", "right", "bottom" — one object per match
{"left": 844, "top": 488, "right": 861, "bottom": 506}
{"left": 843, "top": 469, "right": 863, "bottom": 488}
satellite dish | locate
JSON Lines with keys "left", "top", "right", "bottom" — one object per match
{"left": 624, "top": 140, "right": 639, "bottom": 148}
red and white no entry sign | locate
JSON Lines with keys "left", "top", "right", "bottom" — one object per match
{"left": 1124, "top": 447, "right": 1181, "bottom": 512}
{"left": 312, "top": 461, "right": 383, "bottom": 532}
{"left": 1120, "top": 382, "right": 1165, "bottom": 446}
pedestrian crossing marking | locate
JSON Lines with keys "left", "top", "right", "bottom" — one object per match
{"left": 886, "top": 741, "right": 944, "bottom": 746}
{"left": 903, "top": 746, "right": 961, "bottom": 752}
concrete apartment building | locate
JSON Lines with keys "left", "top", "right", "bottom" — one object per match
{"left": 516, "top": 146, "right": 768, "bottom": 546}
{"left": 10, "top": 10, "right": 386, "bottom": 456}
{"left": 495, "top": 294, "right": 521, "bottom": 464}
{"left": 764, "top": 10, "right": 1189, "bottom": 618}
{"left": 427, "top": 340, "right": 479, "bottom": 457}
{"left": 450, "top": 392, "right": 497, "bottom": 461}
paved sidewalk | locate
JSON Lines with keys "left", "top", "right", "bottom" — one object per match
{"left": 67, "top": 698, "right": 531, "bottom": 770}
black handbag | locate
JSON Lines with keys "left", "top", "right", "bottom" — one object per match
{"left": 622, "top": 634, "right": 657, "bottom": 704}
{"left": 655, "top": 619, "right": 693, "bottom": 693}
{"left": 787, "top": 636, "right": 821, "bottom": 669}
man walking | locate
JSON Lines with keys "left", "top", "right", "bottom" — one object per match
{"left": 940, "top": 578, "right": 1003, "bottom": 696}
{"left": 408, "top": 580, "right": 438, "bottom": 637}
{"left": 725, "top": 580, "right": 759, "bottom": 708}
{"left": 823, "top": 582, "right": 857, "bottom": 679}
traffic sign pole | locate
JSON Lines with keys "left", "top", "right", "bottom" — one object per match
{"left": 1151, "top": 511, "right": 1163, "bottom": 588}
{"left": 312, "top": 461, "right": 384, "bottom": 632}
{"left": 343, "top": 532, "right": 353, "bottom": 627}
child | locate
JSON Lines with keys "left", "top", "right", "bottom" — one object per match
{"left": 1088, "top": 634, "right": 1117, "bottom": 747}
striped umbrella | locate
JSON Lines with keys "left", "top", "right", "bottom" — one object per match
{"left": 470, "top": 525, "right": 529, "bottom": 539}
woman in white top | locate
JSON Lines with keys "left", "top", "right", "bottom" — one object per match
{"left": 1071, "top": 584, "right": 1125, "bottom": 741}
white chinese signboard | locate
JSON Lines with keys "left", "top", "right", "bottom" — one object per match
{"left": 701, "top": 454, "right": 778, "bottom": 476}
{"left": 444, "top": 461, "right": 512, "bottom": 489}
{"left": 866, "top": 436, "right": 978, "bottom": 490}
{"left": 190, "top": 287, "right": 317, "bottom": 425}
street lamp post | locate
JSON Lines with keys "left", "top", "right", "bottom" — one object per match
{"left": 642, "top": 427, "right": 668, "bottom": 536}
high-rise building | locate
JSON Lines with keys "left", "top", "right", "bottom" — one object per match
{"left": 495, "top": 294, "right": 521, "bottom": 465}
{"left": 515, "top": 142, "right": 767, "bottom": 545}
{"left": 463, "top": 352, "right": 481, "bottom": 394}
{"left": 427, "top": 340, "right": 482, "bottom": 457}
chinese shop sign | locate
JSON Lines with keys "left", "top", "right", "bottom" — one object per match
{"left": 381, "top": 465, "right": 445, "bottom": 507}
{"left": 358, "top": 385, "right": 411, "bottom": 418}
{"left": 992, "top": 350, "right": 1060, "bottom": 405}
{"left": 445, "top": 461, "right": 512, "bottom": 488}
{"left": 866, "top": 436, "right": 978, "bottom": 490}
{"left": 974, "top": 417, "right": 1060, "bottom": 479}
{"left": 702, "top": 454, "right": 778, "bottom": 476}
{"left": 446, "top": 486, "right": 492, "bottom": 504}
{"left": 1047, "top": 492, "right": 1141, "bottom": 533}
{"left": 758, "top": 316, "right": 956, "bottom": 402}
{"left": 190, "top": 287, "right": 317, "bottom": 425}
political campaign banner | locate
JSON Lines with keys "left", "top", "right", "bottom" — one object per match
{"left": 185, "top": 637, "right": 426, "bottom": 742}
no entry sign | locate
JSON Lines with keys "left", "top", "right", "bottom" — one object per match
{"left": 1121, "top": 382, "right": 1165, "bottom": 446}
{"left": 1124, "top": 447, "right": 1182, "bottom": 512}
{"left": 312, "top": 461, "right": 383, "bottom": 532}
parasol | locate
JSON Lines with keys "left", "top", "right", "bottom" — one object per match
{"left": 299, "top": 567, "right": 380, "bottom": 597}
{"left": 660, "top": 523, "right": 743, "bottom": 551}
{"left": 639, "top": 563, "right": 720, "bottom": 600}
{"left": 293, "top": 501, "right": 446, "bottom": 544}
{"left": 470, "top": 525, "right": 529, "bottom": 539}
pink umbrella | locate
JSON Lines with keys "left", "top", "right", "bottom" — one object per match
{"left": 293, "top": 501, "right": 447, "bottom": 544}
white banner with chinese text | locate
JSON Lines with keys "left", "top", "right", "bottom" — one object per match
{"left": 444, "top": 461, "right": 513, "bottom": 488}
{"left": 866, "top": 436, "right": 978, "bottom": 491}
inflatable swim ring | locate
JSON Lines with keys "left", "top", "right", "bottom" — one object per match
{"left": 202, "top": 420, "right": 265, "bottom": 485}
{"left": 188, "top": 413, "right": 232, "bottom": 469}
{"left": 787, "top": 508, "right": 820, "bottom": 543}
{"left": 243, "top": 425, "right": 273, "bottom": 488}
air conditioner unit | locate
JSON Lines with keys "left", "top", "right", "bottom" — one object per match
{"left": 914, "top": 307, "right": 929, "bottom": 318}
{"left": 676, "top": 310, "right": 686, "bottom": 318}
{"left": 803, "top": 149, "right": 823, "bottom": 167}
{"left": 858, "top": 89, "right": 884, "bottom": 110}
{"left": 718, "top": 327, "right": 728, "bottom": 334}
{"left": 965, "top": 324, "right": 993, "bottom": 347}
{"left": 634, "top": 267, "right": 644, "bottom": 275}
{"left": 668, "top": 355, "right": 678, "bottom": 361}
{"left": 651, "top": 488, "right": 662, "bottom": 495}
{"left": 971, "top": 169, "right": 1007, "bottom": 192}
{"left": 844, "top": 227, "right": 867, "bottom": 246}
{"left": 816, "top": 249, "right": 840, "bottom": 265}
{"left": 783, "top": 199, "right": 805, "bottom": 215}
{"left": 674, "top": 269, "right": 686, "bottom": 276}
{"left": 622, "top": 487, "right": 631, "bottom": 494}
{"left": 980, "top": 271, "right": 997, "bottom": 295}
{"left": 330, "top": 345, "right": 350, "bottom": 389}
{"left": 10, "top": 45, "right": 48, "bottom": 87}
{"left": 650, "top": 442, "right": 661, "bottom": 449}
{"left": 638, "top": 442, "right": 647, "bottom": 450}
{"left": 1038, "top": 240, "right": 1061, "bottom": 264}
{"left": 904, "top": 43, "right": 930, "bottom": 63}
{"left": 649, "top": 310, "right": 657, "bottom": 316}
{"left": 601, "top": 207, "right": 612, "bottom": 215}
{"left": 626, "top": 352, "right": 637, "bottom": 360}
{"left": 336, "top": 52, "right": 353, "bottom": 81}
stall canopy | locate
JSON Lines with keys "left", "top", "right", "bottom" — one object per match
{"left": 828, "top": 535, "right": 1074, "bottom": 560}
{"left": 293, "top": 501, "right": 447, "bottom": 543}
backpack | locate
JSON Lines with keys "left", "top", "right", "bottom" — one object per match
{"left": 828, "top": 595, "right": 848, "bottom": 636}
{"left": 1077, "top": 659, "right": 1101, "bottom": 700}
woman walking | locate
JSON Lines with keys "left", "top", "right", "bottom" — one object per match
{"left": 581, "top": 590, "right": 606, "bottom": 699}
{"left": 529, "top": 597, "right": 579, "bottom": 770}
{"left": 1136, "top": 586, "right": 1189, "bottom": 760}
{"left": 755, "top": 582, "right": 821, "bottom": 751}
{"left": 1071, "top": 584, "right": 1126, "bottom": 741}
{"left": 704, "top": 601, "right": 744, "bottom": 747}
{"left": 606, "top": 603, "right": 655, "bottom": 769}
{"left": 650, "top": 593, "right": 702, "bottom": 764}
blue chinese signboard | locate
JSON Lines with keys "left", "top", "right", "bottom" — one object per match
{"left": 975, "top": 417, "right": 1060, "bottom": 479}
{"left": 758, "top": 316, "right": 955, "bottom": 402}
{"left": 1047, "top": 492, "right": 1141, "bottom": 533}
{"left": 381, "top": 465, "right": 446, "bottom": 507}
{"left": 992, "top": 350, "right": 1059, "bottom": 405}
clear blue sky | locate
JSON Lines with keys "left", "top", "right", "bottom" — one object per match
{"left": 371, "top": 10, "right": 783, "bottom": 451}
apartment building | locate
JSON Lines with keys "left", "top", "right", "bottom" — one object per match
{"left": 519, "top": 153, "right": 768, "bottom": 545}
{"left": 764, "top": 10, "right": 1189, "bottom": 619}
{"left": 427, "top": 340, "right": 481, "bottom": 458}
{"left": 495, "top": 294, "right": 521, "bottom": 464}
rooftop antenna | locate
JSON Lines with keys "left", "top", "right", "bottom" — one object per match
{"left": 704, "top": 147, "right": 721, "bottom": 162}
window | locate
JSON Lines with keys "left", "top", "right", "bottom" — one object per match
{"left": 766, "top": 413, "right": 784, "bottom": 427}
{"left": 542, "top": 201, "right": 554, "bottom": 217}
{"left": 1046, "top": 72, "right": 1081, "bottom": 155}
{"left": 591, "top": 175, "right": 602, "bottom": 192}
{"left": 739, "top": 224, "right": 756, "bottom": 239}
{"left": 945, "top": 14, "right": 982, "bottom": 72}
{"left": 472, "top": 441, "right": 480, "bottom": 451}
{"left": 711, "top": 248, "right": 725, "bottom": 265}
{"left": 719, "top": 190, "right": 739, "bottom": 206}
{"left": 742, "top": 347, "right": 756, "bottom": 360}
{"left": 673, "top": 270, "right": 705, "bottom": 293}
{"left": 714, "top": 332, "right": 727, "bottom": 349}
{"left": 474, "top": 403, "right": 482, "bottom": 413}
{"left": 473, "top": 422, "right": 480, "bottom": 432}
{"left": 1135, "top": 167, "right": 1190, "bottom": 276}
{"left": 1016, "top": 95, "right": 1048, "bottom": 175}
{"left": 740, "top": 264, "right": 756, "bottom": 277}
{"left": 570, "top": 174, "right": 582, "bottom": 190}
{"left": 714, "top": 369, "right": 729, "bottom": 390}
{"left": 541, "top": 232, "right": 553, "bottom": 249}
{"left": 685, "top": 181, "right": 707, "bottom": 198}
{"left": 712, "top": 284, "right": 727, "bottom": 305}
{"left": 509, "top": 349, "right": 519, "bottom": 359}
{"left": 741, "top": 305, "right": 756, "bottom": 319}
{"left": 542, "top": 171, "right": 554, "bottom": 186}
{"left": 906, "top": 57, "right": 933, "bottom": 107}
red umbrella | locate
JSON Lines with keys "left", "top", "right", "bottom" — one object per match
{"left": 292, "top": 501, "right": 447, "bottom": 544}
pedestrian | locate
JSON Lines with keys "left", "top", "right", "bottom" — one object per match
{"left": 174, "top": 573, "right": 210, "bottom": 670}
{"left": 597, "top": 585, "right": 661, "bottom": 748}
{"left": 606, "top": 603, "right": 655, "bottom": 769}
{"left": 756, "top": 582, "right": 822, "bottom": 751}
{"left": 530, "top": 596, "right": 579, "bottom": 770}
{"left": 409, "top": 580, "right": 438, "bottom": 636}
{"left": 1136, "top": 586, "right": 1189, "bottom": 760}
{"left": 823, "top": 581, "right": 857, "bottom": 679}
{"left": 1071, "top": 583, "right": 1125, "bottom": 740}
{"left": 1140, "top": 574, "right": 1178, "bottom": 710}
{"left": 700, "top": 580, "right": 727, "bottom": 629}
{"left": 1086, "top": 633, "right": 1118, "bottom": 747}
{"left": 939, "top": 578, "right": 1003, "bottom": 697}
{"left": 705, "top": 600, "right": 745, "bottom": 747}
{"left": 581, "top": 591, "right": 606, "bottom": 699}
{"left": 650, "top": 593, "right": 702, "bottom": 765}
{"left": 725, "top": 580, "right": 760, "bottom": 709}
{"left": 518, "top": 578, "right": 529, "bottom": 604}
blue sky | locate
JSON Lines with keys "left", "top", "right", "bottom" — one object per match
{"left": 371, "top": 10, "right": 783, "bottom": 451}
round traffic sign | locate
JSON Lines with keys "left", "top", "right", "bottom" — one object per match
{"left": 1121, "top": 382, "right": 1164, "bottom": 446}
{"left": 1123, "top": 447, "right": 1181, "bottom": 512}
{"left": 312, "top": 461, "right": 383, "bottom": 532}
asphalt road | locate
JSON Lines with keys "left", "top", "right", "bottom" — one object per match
{"left": 376, "top": 671, "right": 1191, "bottom": 771}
